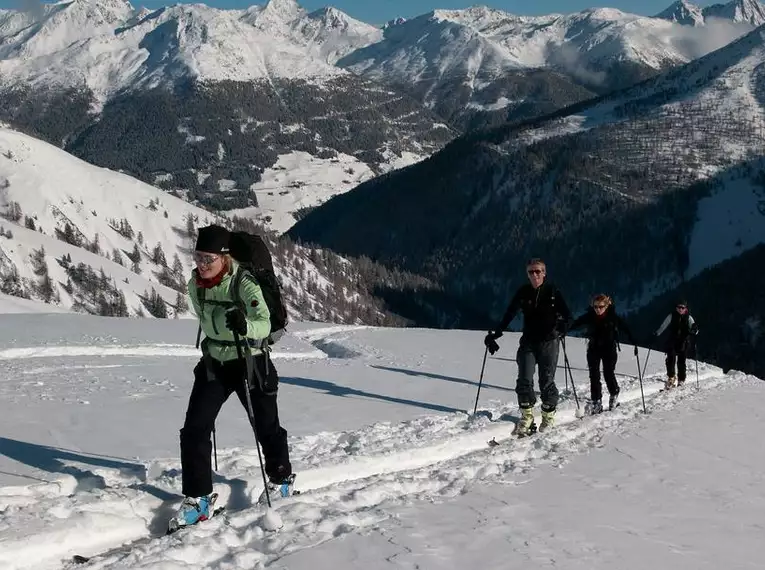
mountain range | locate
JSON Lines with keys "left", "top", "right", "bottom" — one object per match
{"left": 1, "top": 0, "right": 764, "bottom": 232}
{"left": 1, "top": 0, "right": 765, "bottom": 375}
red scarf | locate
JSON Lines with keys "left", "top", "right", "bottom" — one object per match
{"left": 195, "top": 264, "right": 228, "bottom": 289}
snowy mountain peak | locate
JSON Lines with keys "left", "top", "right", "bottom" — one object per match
{"left": 307, "top": 6, "right": 377, "bottom": 34}
{"left": 260, "top": 0, "right": 302, "bottom": 22}
{"left": 60, "top": 0, "right": 134, "bottom": 24}
{"left": 703, "top": 0, "right": 765, "bottom": 25}
{"left": 656, "top": 0, "right": 705, "bottom": 25}
{"left": 383, "top": 17, "right": 407, "bottom": 29}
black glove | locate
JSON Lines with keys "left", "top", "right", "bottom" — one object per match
{"left": 690, "top": 324, "right": 699, "bottom": 336}
{"left": 225, "top": 308, "right": 248, "bottom": 336}
{"left": 484, "top": 331, "right": 502, "bottom": 355}
{"left": 633, "top": 346, "right": 639, "bottom": 357}
{"left": 556, "top": 321, "right": 568, "bottom": 338}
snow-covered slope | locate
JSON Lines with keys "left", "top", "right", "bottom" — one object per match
{"left": 0, "top": 126, "right": 376, "bottom": 321}
{"left": 0, "top": 291, "right": 71, "bottom": 313}
{"left": 703, "top": 0, "right": 765, "bottom": 25}
{"left": 655, "top": 0, "right": 765, "bottom": 26}
{"left": 0, "top": 125, "right": 222, "bottom": 317}
{"left": 0, "top": 318, "right": 761, "bottom": 569}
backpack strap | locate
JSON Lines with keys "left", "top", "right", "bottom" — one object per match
{"left": 195, "top": 285, "right": 206, "bottom": 349}
{"left": 231, "top": 266, "right": 272, "bottom": 368}
{"left": 229, "top": 266, "right": 247, "bottom": 312}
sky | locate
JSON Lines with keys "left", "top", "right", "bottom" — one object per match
{"left": 0, "top": 0, "right": 724, "bottom": 25}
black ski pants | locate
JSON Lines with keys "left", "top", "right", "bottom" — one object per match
{"left": 666, "top": 341, "right": 689, "bottom": 382}
{"left": 516, "top": 337, "right": 560, "bottom": 412}
{"left": 586, "top": 344, "right": 619, "bottom": 402}
{"left": 180, "top": 353, "right": 291, "bottom": 498}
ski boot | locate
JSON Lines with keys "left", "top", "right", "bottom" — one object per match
{"left": 665, "top": 376, "right": 677, "bottom": 390}
{"left": 513, "top": 407, "right": 536, "bottom": 437}
{"left": 609, "top": 391, "right": 620, "bottom": 411}
{"left": 258, "top": 473, "right": 297, "bottom": 505}
{"left": 168, "top": 493, "right": 217, "bottom": 533}
{"left": 539, "top": 409, "right": 556, "bottom": 433}
{"left": 588, "top": 399, "right": 603, "bottom": 415}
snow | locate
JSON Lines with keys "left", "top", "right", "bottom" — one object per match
{"left": 0, "top": 313, "right": 762, "bottom": 569}
{"left": 0, "top": 0, "right": 377, "bottom": 103}
{"left": 231, "top": 150, "right": 425, "bottom": 234}
{"left": 687, "top": 176, "right": 765, "bottom": 278}
{"left": 466, "top": 96, "right": 514, "bottom": 111}
{"left": 0, "top": 125, "right": 219, "bottom": 315}
{"left": 340, "top": 1, "right": 760, "bottom": 114}
{"left": 0, "top": 125, "right": 353, "bottom": 321}
{"left": 656, "top": 0, "right": 706, "bottom": 26}
{"left": 0, "top": 291, "right": 70, "bottom": 313}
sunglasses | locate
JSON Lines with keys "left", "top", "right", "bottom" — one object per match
{"left": 527, "top": 269, "right": 544, "bottom": 275}
{"left": 593, "top": 304, "right": 607, "bottom": 309}
{"left": 193, "top": 253, "right": 220, "bottom": 266}
{"left": 676, "top": 305, "right": 687, "bottom": 310}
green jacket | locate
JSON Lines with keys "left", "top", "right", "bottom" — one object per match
{"left": 188, "top": 261, "right": 271, "bottom": 362}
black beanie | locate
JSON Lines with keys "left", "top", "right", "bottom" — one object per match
{"left": 195, "top": 225, "right": 230, "bottom": 254}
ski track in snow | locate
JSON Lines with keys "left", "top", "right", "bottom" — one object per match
{"left": 0, "top": 329, "right": 752, "bottom": 570}
{"left": 0, "top": 345, "right": 328, "bottom": 361}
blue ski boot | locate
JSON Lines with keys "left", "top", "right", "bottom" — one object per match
{"left": 168, "top": 493, "right": 217, "bottom": 533}
{"left": 258, "top": 473, "right": 297, "bottom": 505}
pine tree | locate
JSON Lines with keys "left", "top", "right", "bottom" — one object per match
{"left": 175, "top": 290, "right": 189, "bottom": 316}
{"left": 172, "top": 253, "right": 184, "bottom": 277}
{"left": 152, "top": 243, "right": 167, "bottom": 266}
{"left": 129, "top": 243, "right": 141, "bottom": 264}
{"left": 143, "top": 288, "right": 168, "bottom": 318}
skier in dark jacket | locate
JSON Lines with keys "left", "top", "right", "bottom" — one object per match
{"left": 568, "top": 294, "right": 636, "bottom": 414}
{"left": 654, "top": 299, "right": 698, "bottom": 389}
{"left": 484, "top": 258, "right": 571, "bottom": 435}
{"left": 172, "top": 225, "right": 293, "bottom": 530}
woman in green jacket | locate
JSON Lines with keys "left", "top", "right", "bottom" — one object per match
{"left": 174, "top": 224, "right": 292, "bottom": 528}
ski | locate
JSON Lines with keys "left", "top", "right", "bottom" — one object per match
{"left": 71, "top": 504, "right": 226, "bottom": 565}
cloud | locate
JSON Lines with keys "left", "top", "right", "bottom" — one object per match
{"left": 666, "top": 17, "right": 755, "bottom": 59}
{"left": 544, "top": 42, "right": 608, "bottom": 87}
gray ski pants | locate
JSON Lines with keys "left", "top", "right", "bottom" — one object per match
{"left": 516, "top": 338, "right": 560, "bottom": 412}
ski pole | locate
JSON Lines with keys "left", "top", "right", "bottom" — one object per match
{"left": 560, "top": 337, "right": 582, "bottom": 416}
{"left": 635, "top": 349, "right": 647, "bottom": 414}
{"left": 472, "top": 347, "right": 489, "bottom": 416}
{"left": 233, "top": 329, "right": 272, "bottom": 509}
{"left": 694, "top": 340, "right": 700, "bottom": 390}
{"left": 640, "top": 347, "right": 652, "bottom": 381}
{"left": 212, "top": 425, "right": 218, "bottom": 471}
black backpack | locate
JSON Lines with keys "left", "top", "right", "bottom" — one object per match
{"left": 228, "top": 231, "right": 288, "bottom": 343}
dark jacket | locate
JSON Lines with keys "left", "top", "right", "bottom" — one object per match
{"left": 656, "top": 311, "right": 698, "bottom": 350}
{"left": 495, "top": 281, "right": 572, "bottom": 343}
{"left": 569, "top": 305, "right": 635, "bottom": 350}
